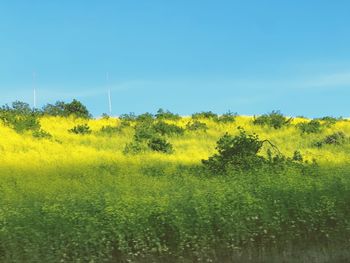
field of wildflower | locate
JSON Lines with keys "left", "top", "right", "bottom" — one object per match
{"left": 1, "top": 105, "right": 350, "bottom": 262}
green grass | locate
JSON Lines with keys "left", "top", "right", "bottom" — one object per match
{"left": 0, "top": 116, "right": 350, "bottom": 262}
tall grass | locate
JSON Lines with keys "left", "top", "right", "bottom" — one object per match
{"left": 0, "top": 116, "right": 350, "bottom": 262}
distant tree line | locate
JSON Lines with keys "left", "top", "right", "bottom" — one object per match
{"left": 0, "top": 99, "right": 91, "bottom": 119}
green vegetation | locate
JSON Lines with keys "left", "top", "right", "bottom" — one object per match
{"left": 253, "top": 110, "right": 292, "bottom": 129}
{"left": 0, "top": 104, "right": 350, "bottom": 262}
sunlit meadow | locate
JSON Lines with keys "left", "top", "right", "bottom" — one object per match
{"left": 1, "top": 114, "right": 350, "bottom": 262}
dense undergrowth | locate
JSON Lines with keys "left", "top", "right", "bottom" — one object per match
{"left": 0, "top": 102, "right": 350, "bottom": 262}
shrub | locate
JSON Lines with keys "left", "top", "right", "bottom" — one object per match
{"left": 0, "top": 112, "right": 41, "bottom": 133}
{"left": 9, "top": 101, "right": 33, "bottom": 115}
{"left": 42, "top": 100, "right": 91, "bottom": 119}
{"left": 136, "top": 113, "right": 154, "bottom": 123}
{"left": 202, "top": 127, "right": 306, "bottom": 174}
{"left": 153, "top": 121, "right": 184, "bottom": 136}
{"left": 314, "top": 132, "right": 348, "bottom": 147}
{"left": 202, "top": 128, "right": 266, "bottom": 173}
{"left": 101, "top": 113, "right": 110, "bottom": 119}
{"left": 155, "top": 108, "right": 180, "bottom": 121}
{"left": 123, "top": 141, "right": 146, "bottom": 154}
{"left": 216, "top": 111, "right": 237, "bottom": 123}
{"left": 134, "top": 122, "right": 157, "bottom": 141}
{"left": 0, "top": 101, "right": 41, "bottom": 133}
{"left": 119, "top": 113, "right": 137, "bottom": 122}
{"left": 186, "top": 120, "right": 208, "bottom": 132}
{"left": 147, "top": 137, "right": 174, "bottom": 153}
{"left": 292, "top": 150, "right": 303, "bottom": 162}
{"left": 315, "top": 116, "right": 342, "bottom": 126}
{"left": 192, "top": 111, "right": 218, "bottom": 120}
{"left": 100, "top": 125, "right": 120, "bottom": 135}
{"left": 68, "top": 124, "right": 91, "bottom": 135}
{"left": 32, "top": 129, "right": 52, "bottom": 139}
{"left": 42, "top": 101, "right": 66, "bottom": 116}
{"left": 64, "top": 99, "right": 91, "bottom": 118}
{"left": 12, "top": 115, "right": 41, "bottom": 133}
{"left": 297, "top": 120, "right": 322, "bottom": 134}
{"left": 253, "top": 111, "right": 292, "bottom": 129}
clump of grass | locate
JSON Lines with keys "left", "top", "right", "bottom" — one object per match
{"left": 32, "top": 129, "right": 52, "bottom": 139}
{"left": 68, "top": 124, "right": 92, "bottom": 135}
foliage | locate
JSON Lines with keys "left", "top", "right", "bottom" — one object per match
{"left": 0, "top": 101, "right": 41, "bottom": 133}
{"left": 153, "top": 121, "right": 184, "bottom": 136}
{"left": 192, "top": 111, "right": 218, "bottom": 120}
{"left": 155, "top": 108, "right": 181, "bottom": 121}
{"left": 314, "top": 131, "right": 348, "bottom": 147}
{"left": 136, "top": 112, "right": 154, "bottom": 123}
{"left": 42, "top": 99, "right": 91, "bottom": 118}
{"left": 119, "top": 112, "right": 137, "bottom": 121}
{"left": 216, "top": 111, "right": 237, "bottom": 123}
{"left": 297, "top": 120, "right": 322, "bottom": 134}
{"left": 315, "top": 116, "right": 342, "bottom": 126}
{"left": 1, "top": 106, "right": 350, "bottom": 262}
{"left": 202, "top": 128, "right": 267, "bottom": 173}
{"left": 253, "top": 110, "right": 292, "bottom": 129}
{"left": 123, "top": 141, "right": 146, "bottom": 154}
{"left": 134, "top": 122, "right": 157, "bottom": 141}
{"left": 32, "top": 129, "right": 52, "bottom": 139}
{"left": 68, "top": 124, "right": 92, "bottom": 135}
{"left": 101, "top": 113, "right": 110, "bottom": 119}
{"left": 147, "top": 137, "right": 174, "bottom": 153}
{"left": 202, "top": 127, "right": 305, "bottom": 174}
{"left": 186, "top": 120, "right": 208, "bottom": 132}
{"left": 130, "top": 120, "right": 176, "bottom": 153}
{"left": 100, "top": 125, "right": 120, "bottom": 135}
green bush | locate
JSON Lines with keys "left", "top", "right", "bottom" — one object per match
{"left": 101, "top": 113, "right": 110, "bottom": 119}
{"left": 314, "top": 132, "right": 348, "bottom": 147}
{"left": 119, "top": 112, "right": 137, "bottom": 122}
{"left": 100, "top": 125, "right": 120, "bottom": 135}
{"left": 202, "top": 127, "right": 305, "bottom": 174}
{"left": 192, "top": 111, "right": 218, "bottom": 120}
{"left": 155, "top": 108, "right": 180, "bottom": 121}
{"left": 153, "top": 121, "right": 184, "bottom": 136}
{"left": 68, "top": 124, "right": 92, "bottom": 135}
{"left": 202, "top": 128, "right": 266, "bottom": 173}
{"left": 297, "top": 120, "right": 322, "bottom": 134}
{"left": 134, "top": 122, "right": 157, "bottom": 141}
{"left": 253, "top": 111, "right": 292, "bottom": 129}
{"left": 186, "top": 120, "right": 208, "bottom": 132}
{"left": 136, "top": 112, "right": 154, "bottom": 123}
{"left": 123, "top": 141, "right": 146, "bottom": 154}
{"left": 147, "top": 137, "right": 174, "bottom": 153}
{"left": 0, "top": 101, "right": 41, "bottom": 133}
{"left": 42, "top": 99, "right": 91, "bottom": 119}
{"left": 315, "top": 116, "right": 342, "bottom": 126}
{"left": 216, "top": 111, "right": 237, "bottom": 123}
{"left": 32, "top": 129, "right": 52, "bottom": 139}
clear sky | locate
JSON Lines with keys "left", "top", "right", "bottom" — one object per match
{"left": 1, "top": 1, "right": 350, "bottom": 117}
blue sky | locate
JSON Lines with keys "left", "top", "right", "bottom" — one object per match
{"left": 1, "top": 1, "right": 350, "bottom": 117}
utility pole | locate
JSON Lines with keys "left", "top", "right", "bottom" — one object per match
{"left": 107, "top": 72, "right": 112, "bottom": 115}
{"left": 33, "top": 71, "right": 37, "bottom": 108}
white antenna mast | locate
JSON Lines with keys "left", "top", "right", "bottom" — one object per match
{"left": 107, "top": 72, "right": 112, "bottom": 115}
{"left": 33, "top": 71, "right": 37, "bottom": 108}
